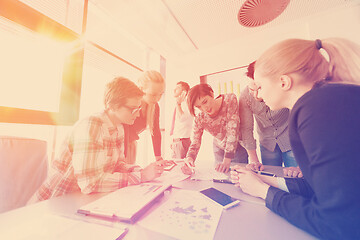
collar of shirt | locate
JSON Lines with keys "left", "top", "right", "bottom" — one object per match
{"left": 102, "top": 111, "right": 121, "bottom": 137}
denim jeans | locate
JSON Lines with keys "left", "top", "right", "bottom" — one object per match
{"left": 213, "top": 141, "right": 248, "bottom": 165}
{"left": 260, "top": 144, "right": 297, "bottom": 167}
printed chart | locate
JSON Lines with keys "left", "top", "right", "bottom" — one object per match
{"left": 138, "top": 189, "right": 223, "bottom": 240}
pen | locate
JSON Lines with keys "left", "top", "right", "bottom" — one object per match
{"left": 256, "top": 171, "right": 276, "bottom": 177}
{"left": 249, "top": 169, "right": 276, "bottom": 177}
{"left": 184, "top": 161, "right": 195, "bottom": 174}
{"left": 213, "top": 179, "right": 234, "bottom": 184}
{"left": 231, "top": 168, "right": 276, "bottom": 177}
{"left": 59, "top": 213, "right": 128, "bottom": 230}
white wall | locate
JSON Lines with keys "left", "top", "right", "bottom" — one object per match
{"left": 162, "top": 3, "right": 360, "bottom": 162}
{"left": 167, "top": 3, "right": 360, "bottom": 79}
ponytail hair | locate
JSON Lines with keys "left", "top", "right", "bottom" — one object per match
{"left": 255, "top": 38, "right": 360, "bottom": 87}
{"left": 321, "top": 38, "right": 360, "bottom": 85}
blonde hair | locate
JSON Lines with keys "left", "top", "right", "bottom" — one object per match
{"left": 255, "top": 38, "right": 360, "bottom": 86}
{"left": 138, "top": 70, "right": 165, "bottom": 135}
{"left": 104, "top": 77, "right": 144, "bottom": 110}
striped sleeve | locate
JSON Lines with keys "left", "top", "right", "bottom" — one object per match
{"left": 239, "top": 87, "right": 257, "bottom": 150}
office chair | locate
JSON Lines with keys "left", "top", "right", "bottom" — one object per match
{"left": 0, "top": 136, "right": 48, "bottom": 213}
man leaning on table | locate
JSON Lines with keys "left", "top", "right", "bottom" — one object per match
{"left": 28, "top": 77, "right": 164, "bottom": 204}
{"left": 239, "top": 61, "right": 302, "bottom": 178}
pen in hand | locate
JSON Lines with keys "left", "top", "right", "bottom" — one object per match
{"left": 184, "top": 160, "right": 195, "bottom": 174}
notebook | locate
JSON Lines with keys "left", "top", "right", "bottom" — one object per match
{"left": 77, "top": 183, "right": 171, "bottom": 223}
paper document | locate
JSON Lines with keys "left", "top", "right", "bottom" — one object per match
{"left": 152, "top": 164, "right": 190, "bottom": 185}
{"left": 191, "top": 167, "right": 229, "bottom": 181}
{"left": 78, "top": 183, "right": 171, "bottom": 223}
{"left": 138, "top": 189, "right": 223, "bottom": 240}
{"left": 0, "top": 214, "right": 128, "bottom": 240}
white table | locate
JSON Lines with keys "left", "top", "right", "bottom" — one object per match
{"left": 0, "top": 165, "right": 315, "bottom": 240}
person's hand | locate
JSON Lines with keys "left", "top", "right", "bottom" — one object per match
{"left": 230, "top": 165, "right": 243, "bottom": 187}
{"left": 246, "top": 162, "right": 264, "bottom": 171}
{"left": 176, "top": 97, "right": 182, "bottom": 105}
{"left": 181, "top": 157, "right": 195, "bottom": 175}
{"left": 176, "top": 90, "right": 186, "bottom": 104}
{"left": 283, "top": 166, "right": 303, "bottom": 178}
{"left": 141, "top": 161, "right": 164, "bottom": 182}
{"left": 215, "top": 157, "right": 231, "bottom": 173}
{"left": 155, "top": 156, "right": 164, "bottom": 162}
{"left": 230, "top": 166, "right": 270, "bottom": 199}
{"left": 162, "top": 159, "right": 176, "bottom": 167}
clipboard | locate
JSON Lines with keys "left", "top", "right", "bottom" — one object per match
{"left": 77, "top": 183, "right": 171, "bottom": 223}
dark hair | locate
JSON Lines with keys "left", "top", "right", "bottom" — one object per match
{"left": 104, "top": 77, "right": 144, "bottom": 110}
{"left": 187, "top": 84, "right": 214, "bottom": 116}
{"left": 246, "top": 61, "right": 255, "bottom": 80}
{"left": 177, "top": 81, "right": 190, "bottom": 93}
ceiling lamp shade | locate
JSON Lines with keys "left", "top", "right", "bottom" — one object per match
{"left": 238, "top": 0, "right": 290, "bottom": 27}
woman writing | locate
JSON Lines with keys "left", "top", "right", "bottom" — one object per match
{"left": 182, "top": 84, "right": 248, "bottom": 174}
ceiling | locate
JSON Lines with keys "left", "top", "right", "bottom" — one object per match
{"left": 91, "top": 0, "right": 359, "bottom": 58}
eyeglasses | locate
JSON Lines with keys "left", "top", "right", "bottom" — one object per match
{"left": 123, "top": 105, "right": 142, "bottom": 114}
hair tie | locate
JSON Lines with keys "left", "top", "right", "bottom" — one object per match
{"left": 315, "top": 39, "right": 322, "bottom": 50}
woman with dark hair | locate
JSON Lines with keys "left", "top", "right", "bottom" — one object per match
{"left": 182, "top": 83, "right": 248, "bottom": 174}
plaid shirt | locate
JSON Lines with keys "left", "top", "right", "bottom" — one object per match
{"left": 35, "top": 111, "right": 141, "bottom": 201}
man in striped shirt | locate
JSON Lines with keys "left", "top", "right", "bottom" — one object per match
{"left": 239, "top": 62, "right": 301, "bottom": 177}
{"left": 30, "top": 77, "right": 164, "bottom": 203}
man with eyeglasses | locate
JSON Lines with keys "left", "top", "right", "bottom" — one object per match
{"left": 239, "top": 62, "right": 302, "bottom": 178}
{"left": 29, "top": 77, "right": 164, "bottom": 203}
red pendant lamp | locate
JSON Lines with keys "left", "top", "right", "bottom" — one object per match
{"left": 238, "top": 0, "right": 290, "bottom": 27}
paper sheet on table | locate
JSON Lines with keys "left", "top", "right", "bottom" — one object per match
{"left": 138, "top": 189, "right": 223, "bottom": 240}
{"left": 78, "top": 183, "right": 170, "bottom": 222}
{"left": 191, "top": 167, "right": 229, "bottom": 181}
{"left": 152, "top": 164, "right": 190, "bottom": 185}
{"left": 0, "top": 214, "right": 128, "bottom": 240}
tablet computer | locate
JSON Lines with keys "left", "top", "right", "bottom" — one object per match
{"left": 200, "top": 187, "right": 240, "bottom": 210}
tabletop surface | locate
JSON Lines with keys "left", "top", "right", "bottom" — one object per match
{"left": 0, "top": 164, "right": 315, "bottom": 240}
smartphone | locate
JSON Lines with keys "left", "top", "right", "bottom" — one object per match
{"left": 200, "top": 187, "right": 240, "bottom": 209}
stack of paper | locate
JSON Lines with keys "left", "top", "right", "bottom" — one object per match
{"left": 0, "top": 214, "right": 128, "bottom": 240}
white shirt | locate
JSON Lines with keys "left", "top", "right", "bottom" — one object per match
{"left": 172, "top": 101, "right": 193, "bottom": 139}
